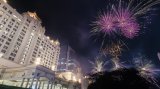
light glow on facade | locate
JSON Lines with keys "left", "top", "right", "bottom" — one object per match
{"left": 0, "top": 2, "right": 60, "bottom": 70}
{"left": 35, "top": 57, "right": 41, "bottom": 65}
{"left": 47, "top": 36, "right": 50, "bottom": 39}
{"left": 0, "top": 53, "right": 4, "bottom": 58}
{"left": 3, "top": 0, "right": 7, "bottom": 3}
{"left": 58, "top": 72, "right": 81, "bottom": 83}
{"left": 52, "top": 65, "right": 55, "bottom": 71}
{"left": 55, "top": 40, "right": 59, "bottom": 45}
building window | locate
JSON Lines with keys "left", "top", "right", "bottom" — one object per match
{"left": 26, "top": 19, "right": 31, "bottom": 23}
{"left": 3, "top": 18, "right": 8, "bottom": 21}
{"left": 10, "top": 31, "right": 15, "bottom": 35}
{"left": 25, "top": 23, "right": 29, "bottom": 26}
{"left": 30, "top": 61, "right": 33, "bottom": 63}
{"left": 15, "top": 25, "right": 18, "bottom": 29}
{"left": 8, "top": 38, "right": 11, "bottom": 41}
{"left": 0, "top": 10, "right": 4, "bottom": 17}
{"left": 10, "top": 53, "right": 16, "bottom": 57}
{"left": 16, "top": 42, "right": 21, "bottom": 46}
{"left": 2, "top": 21, "right": 6, "bottom": 24}
{"left": 20, "top": 32, "right": 25, "bottom": 36}
{"left": 8, "top": 10, "right": 12, "bottom": 14}
{"left": 3, "top": 45, "right": 8, "bottom": 49}
{"left": 12, "top": 19, "right": 15, "bottom": 22}
{"left": 22, "top": 29, "right": 26, "bottom": 33}
{"left": 6, "top": 28, "right": 10, "bottom": 31}
{"left": 17, "top": 38, "right": 22, "bottom": 42}
{"left": 1, "top": 49, "right": 6, "bottom": 53}
{"left": 10, "top": 21, "right": 13, "bottom": 25}
{"left": 1, "top": 35, "right": 6, "bottom": 39}
{"left": 16, "top": 22, "right": 20, "bottom": 25}
{"left": 32, "top": 54, "right": 36, "bottom": 57}
{"left": 9, "top": 34, "right": 14, "bottom": 38}
{"left": 2, "top": 6, "right": 7, "bottom": 10}
{"left": 0, "top": 38, "right": 4, "bottom": 42}
{"left": 13, "top": 49, "right": 18, "bottom": 53}
{"left": 9, "top": 57, "right": 14, "bottom": 61}
{"left": 8, "top": 25, "right": 12, "bottom": 28}
{"left": 5, "top": 41, "right": 10, "bottom": 45}
{"left": 13, "top": 28, "right": 17, "bottom": 31}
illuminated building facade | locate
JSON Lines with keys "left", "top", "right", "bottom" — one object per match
{"left": 57, "top": 44, "right": 83, "bottom": 84}
{"left": 0, "top": 0, "right": 60, "bottom": 70}
{"left": 0, "top": 1, "right": 81, "bottom": 89}
{"left": 58, "top": 45, "right": 79, "bottom": 72}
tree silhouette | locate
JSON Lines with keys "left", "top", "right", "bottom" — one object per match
{"left": 88, "top": 68, "right": 155, "bottom": 89}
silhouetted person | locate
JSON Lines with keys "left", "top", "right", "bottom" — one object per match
{"left": 88, "top": 68, "right": 155, "bottom": 89}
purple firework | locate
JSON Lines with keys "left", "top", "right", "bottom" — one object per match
{"left": 92, "top": 0, "right": 160, "bottom": 40}
{"left": 115, "top": 8, "right": 140, "bottom": 39}
{"left": 95, "top": 12, "right": 116, "bottom": 35}
{"left": 115, "top": 9, "right": 133, "bottom": 28}
{"left": 121, "top": 22, "right": 140, "bottom": 39}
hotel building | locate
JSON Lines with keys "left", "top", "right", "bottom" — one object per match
{"left": 0, "top": 0, "right": 60, "bottom": 70}
{"left": 0, "top": 1, "right": 81, "bottom": 89}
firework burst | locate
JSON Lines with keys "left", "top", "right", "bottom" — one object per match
{"left": 121, "top": 22, "right": 140, "bottom": 39}
{"left": 93, "top": 12, "right": 116, "bottom": 35}
{"left": 114, "top": 8, "right": 140, "bottom": 38}
{"left": 138, "top": 61, "right": 160, "bottom": 88}
{"left": 102, "top": 41, "right": 125, "bottom": 69}
{"left": 132, "top": 55, "right": 160, "bottom": 88}
{"left": 91, "top": 0, "right": 160, "bottom": 40}
{"left": 114, "top": 8, "right": 134, "bottom": 28}
{"left": 102, "top": 41, "right": 124, "bottom": 58}
{"left": 90, "top": 58, "right": 108, "bottom": 74}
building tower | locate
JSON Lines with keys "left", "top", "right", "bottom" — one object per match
{"left": 0, "top": 0, "right": 60, "bottom": 70}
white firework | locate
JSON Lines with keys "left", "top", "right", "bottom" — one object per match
{"left": 90, "top": 58, "right": 108, "bottom": 74}
{"left": 133, "top": 57, "right": 160, "bottom": 88}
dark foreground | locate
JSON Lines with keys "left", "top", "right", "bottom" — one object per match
{"left": 88, "top": 68, "right": 159, "bottom": 89}
{"left": 0, "top": 84, "right": 29, "bottom": 89}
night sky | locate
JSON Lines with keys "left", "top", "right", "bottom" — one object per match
{"left": 8, "top": 0, "right": 160, "bottom": 73}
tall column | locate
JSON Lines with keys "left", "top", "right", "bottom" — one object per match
{"left": 35, "top": 78, "right": 39, "bottom": 89}
{"left": 66, "top": 85, "right": 69, "bottom": 89}
{"left": 42, "top": 82, "right": 45, "bottom": 89}
{"left": 25, "top": 78, "right": 30, "bottom": 88}
{"left": 59, "top": 85, "right": 61, "bottom": 89}
{"left": 20, "top": 78, "right": 25, "bottom": 87}
{"left": 1, "top": 80, "right": 4, "bottom": 85}
{"left": 29, "top": 77, "right": 35, "bottom": 88}
{"left": 50, "top": 82, "right": 53, "bottom": 89}
{"left": 38, "top": 80, "right": 42, "bottom": 89}
{"left": 53, "top": 83, "right": 56, "bottom": 89}
{"left": 47, "top": 81, "right": 50, "bottom": 89}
